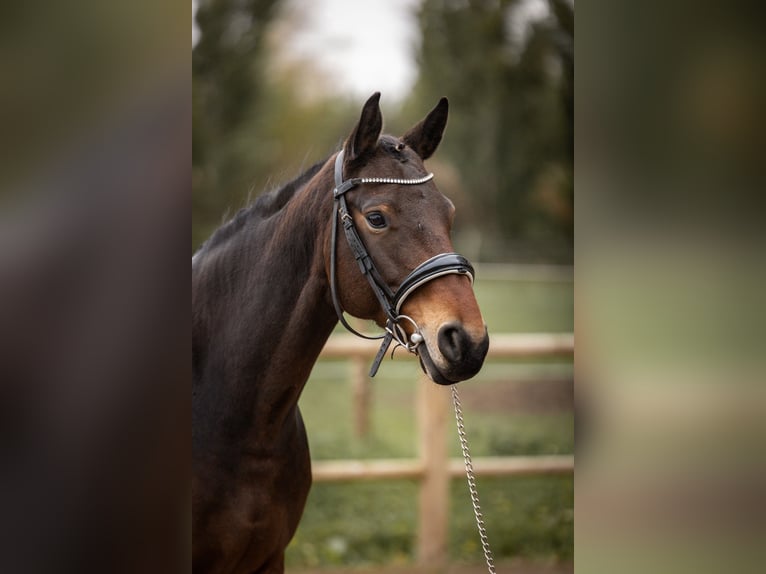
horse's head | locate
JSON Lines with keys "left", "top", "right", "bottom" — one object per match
{"left": 326, "top": 93, "right": 488, "bottom": 385}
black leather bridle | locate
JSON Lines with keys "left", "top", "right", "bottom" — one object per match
{"left": 330, "top": 150, "right": 476, "bottom": 377}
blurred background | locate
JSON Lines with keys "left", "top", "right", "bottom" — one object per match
{"left": 192, "top": 0, "right": 573, "bottom": 264}
{"left": 193, "top": 0, "right": 574, "bottom": 572}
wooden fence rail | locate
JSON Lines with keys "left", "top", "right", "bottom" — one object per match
{"left": 311, "top": 332, "right": 574, "bottom": 568}
{"left": 312, "top": 454, "right": 575, "bottom": 482}
{"left": 320, "top": 332, "right": 575, "bottom": 359}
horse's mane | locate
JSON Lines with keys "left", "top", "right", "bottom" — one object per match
{"left": 195, "top": 157, "right": 328, "bottom": 256}
{"left": 253, "top": 158, "right": 328, "bottom": 217}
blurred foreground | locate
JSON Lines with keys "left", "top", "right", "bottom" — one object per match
{"left": 577, "top": 1, "right": 766, "bottom": 572}
{"left": 0, "top": 2, "right": 189, "bottom": 572}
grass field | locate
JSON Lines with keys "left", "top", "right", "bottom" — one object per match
{"left": 286, "top": 273, "right": 574, "bottom": 570}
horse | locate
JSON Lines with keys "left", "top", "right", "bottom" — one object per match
{"left": 192, "top": 92, "right": 489, "bottom": 573}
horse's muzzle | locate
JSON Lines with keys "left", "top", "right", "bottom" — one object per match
{"left": 418, "top": 324, "right": 489, "bottom": 385}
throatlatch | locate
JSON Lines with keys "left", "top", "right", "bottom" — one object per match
{"left": 329, "top": 150, "right": 475, "bottom": 376}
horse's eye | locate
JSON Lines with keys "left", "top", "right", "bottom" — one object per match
{"left": 365, "top": 212, "right": 387, "bottom": 229}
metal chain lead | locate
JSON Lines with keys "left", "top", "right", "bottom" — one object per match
{"left": 451, "top": 385, "right": 497, "bottom": 574}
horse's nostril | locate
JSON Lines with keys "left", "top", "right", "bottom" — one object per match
{"left": 437, "top": 322, "right": 467, "bottom": 363}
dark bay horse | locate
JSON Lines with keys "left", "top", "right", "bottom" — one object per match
{"left": 192, "top": 93, "right": 489, "bottom": 573}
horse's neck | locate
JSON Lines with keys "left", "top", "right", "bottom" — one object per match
{"left": 193, "top": 178, "right": 336, "bottom": 449}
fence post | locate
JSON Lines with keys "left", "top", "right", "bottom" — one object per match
{"left": 348, "top": 317, "right": 373, "bottom": 439}
{"left": 351, "top": 356, "right": 371, "bottom": 437}
{"left": 416, "top": 376, "right": 450, "bottom": 567}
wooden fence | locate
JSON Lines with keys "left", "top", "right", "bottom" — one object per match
{"left": 312, "top": 333, "right": 575, "bottom": 568}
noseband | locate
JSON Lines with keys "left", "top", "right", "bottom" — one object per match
{"left": 330, "top": 150, "right": 475, "bottom": 377}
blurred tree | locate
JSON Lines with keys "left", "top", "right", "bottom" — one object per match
{"left": 193, "top": 0, "right": 282, "bottom": 250}
{"left": 407, "top": 0, "right": 573, "bottom": 263}
{"left": 193, "top": 0, "right": 574, "bottom": 261}
{"left": 192, "top": 0, "right": 362, "bottom": 252}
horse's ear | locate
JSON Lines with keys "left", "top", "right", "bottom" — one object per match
{"left": 402, "top": 97, "right": 449, "bottom": 160}
{"left": 345, "top": 92, "right": 383, "bottom": 162}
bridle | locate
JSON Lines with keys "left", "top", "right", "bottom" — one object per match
{"left": 331, "top": 151, "right": 495, "bottom": 572}
{"left": 330, "top": 149, "right": 475, "bottom": 377}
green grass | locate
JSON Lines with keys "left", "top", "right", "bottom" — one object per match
{"left": 286, "top": 274, "right": 574, "bottom": 569}
{"left": 288, "top": 481, "right": 419, "bottom": 568}
{"left": 450, "top": 476, "right": 574, "bottom": 562}
{"left": 473, "top": 276, "right": 574, "bottom": 333}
